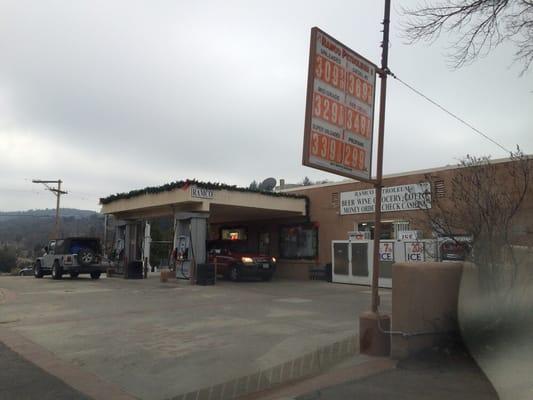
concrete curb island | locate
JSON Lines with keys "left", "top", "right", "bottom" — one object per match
{"left": 171, "top": 335, "right": 360, "bottom": 400}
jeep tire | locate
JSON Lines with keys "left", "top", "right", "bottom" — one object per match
{"left": 70, "top": 272, "right": 79, "bottom": 279}
{"left": 34, "top": 262, "right": 43, "bottom": 279}
{"left": 52, "top": 262, "right": 62, "bottom": 280}
{"left": 90, "top": 272, "right": 101, "bottom": 280}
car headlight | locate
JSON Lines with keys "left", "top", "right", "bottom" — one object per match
{"left": 271, "top": 257, "right": 276, "bottom": 263}
{"left": 241, "top": 257, "right": 254, "bottom": 264}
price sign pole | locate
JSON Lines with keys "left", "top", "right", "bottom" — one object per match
{"left": 302, "top": 1, "right": 392, "bottom": 355}
{"left": 359, "top": 0, "right": 392, "bottom": 356}
{"left": 372, "top": 0, "right": 391, "bottom": 312}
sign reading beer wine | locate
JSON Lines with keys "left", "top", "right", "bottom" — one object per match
{"left": 340, "top": 183, "right": 432, "bottom": 215}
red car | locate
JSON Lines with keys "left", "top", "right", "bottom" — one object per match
{"left": 440, "top": 239, "right": 470, "bottom": 261}
{"left": 207, "top": 240, "right": 276, "bottom": 281}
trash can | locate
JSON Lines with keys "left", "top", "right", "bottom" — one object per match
{"left": 125, "top": 261, "right": 143, "bottom": 279}
{"left": 325, "top": 263, "right": 332, "bottom": 282}
{"left": 196, "top": 263, "right": 215, "bottom": 285}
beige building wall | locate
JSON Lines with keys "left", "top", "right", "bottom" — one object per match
{"left": 206, "top": 158, "right": 533, "bottom": 280}
{"left": 288, "top": 171, "right": 438, "bottom": 266}
{"left": 286, "top": 158, "right": 533, "bottom": 267}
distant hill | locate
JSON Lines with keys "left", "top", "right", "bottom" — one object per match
{"left": 0, "top": 208, "right": 98, "bottom": 220}
{"left": 0, "top": 208, "right": 106, "bottom": 256}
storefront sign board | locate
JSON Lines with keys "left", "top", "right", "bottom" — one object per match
{"left": 303, "top": 27, "right": 377, "bottom": 181}
{"left": 340, "top": 182, "right": 431, "bottom": 215}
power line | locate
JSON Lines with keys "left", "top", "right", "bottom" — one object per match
{"left": 0, "top": 214, "right": 55, "bottom": 218}
{"left": 23, "top": 179, "right": 102, "bottom": 201}
{"left": 0, "top": 188, "right": 44, "bottom": 195}
{"left": 32, "top": 179, "right": 67, "bottom": 238}
{"left": 388, "top": 72, "right": 512, "bottom": 154}
{"left": 0, "top": 186, "right": 99, "bottom": 201}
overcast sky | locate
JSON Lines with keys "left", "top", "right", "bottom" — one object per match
{"left": 0, "top": 0, "right": 531, "bottom": 212}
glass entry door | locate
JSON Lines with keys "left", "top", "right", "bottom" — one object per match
{"left": 332, "top": 242, "right": 350, "bottom": 283}
{"left": 331, "top": 240, "right": 394, "bottom": 288}
{"left": 332, "top": 240, "right": 372, "bottom": 285}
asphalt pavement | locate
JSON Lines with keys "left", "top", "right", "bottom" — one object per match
{"left": 0, "top": 342, "right": 88, "bottom": 400}
{"left": 296, "top": 345, "right": 498, "bottom": 400}
{"left": 0, "top": 275, "right": 391, "bottom": 400}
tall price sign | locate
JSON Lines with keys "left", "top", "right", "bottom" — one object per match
{"left": 303, "top": 27, "right": 377, "bottom": 181}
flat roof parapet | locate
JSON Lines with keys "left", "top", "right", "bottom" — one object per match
{"left": 100, "top": 179, "right": 307, "bottom": 205}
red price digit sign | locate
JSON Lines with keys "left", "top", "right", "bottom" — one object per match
{"left": 303, "top": 28, "right": 377, "bottom": 181}
{"left": 315, "top": 55, "right": 345, "bottom": 91}
{"left": 312, "top": 93, "right": 345, "bottom": 128}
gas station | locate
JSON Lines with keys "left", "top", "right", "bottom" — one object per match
{"left": 100, "top": 180, "right": 308, "bottom": 280}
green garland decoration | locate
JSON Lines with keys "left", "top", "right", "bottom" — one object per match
{"left": 99, "top": 179, "right": 309, "bottom": 207}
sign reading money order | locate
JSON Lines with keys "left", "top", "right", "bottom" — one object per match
{"left": 302, "top": 27, "right": 377, "bottom": 181}
{"left": 340, "top": 182, "right": 432, "bottom": 215}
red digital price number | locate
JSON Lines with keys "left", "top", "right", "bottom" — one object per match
{"left": 346, "top": 72, "right": 373, "bottom": 105}
{"left": 314, "top": 92, "right": 371, "bottom": 139}
{"left": 310, "top": 132, "right": 343, "bottom": 164}
{"left": 345, "top": 107, "right": 372, "bottom": 139}
{"left": 410, "top": 243, "right": 423, "bottom": 253}
{"left": 313, "top": 93, "right": 345, "bottom": 128}
{"left": 310, "top": 132, "right": 366, "bottom": 171}
{"left": 342, "top": 141, "right": 366, "bottom": 171}
{"left": 315, "top": 55, "right": 345, "bottom": 91}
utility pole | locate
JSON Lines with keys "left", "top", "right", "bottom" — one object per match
{"left": 32, "top": 179, "right": 68, "bottom": 238}
{"left": 359, "top": 0, "right": 392, "bottom": 356}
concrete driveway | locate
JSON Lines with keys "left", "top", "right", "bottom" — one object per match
{"left": 0, "top": 275, "right": 391, "bottom": 400}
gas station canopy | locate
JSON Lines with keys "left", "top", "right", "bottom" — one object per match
{"left": 100, "top": 180, "right": 307, "bottom": 223}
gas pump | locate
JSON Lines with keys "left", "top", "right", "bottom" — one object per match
{"left": 172, "top": 213, "right": 206, "bottom": 283}
{"left": 141, "top": 221, "right": 151, "bottom": 276}
{"left": 173, "top": 234, "right": 191, "bottom": 279}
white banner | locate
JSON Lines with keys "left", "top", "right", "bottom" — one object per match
{"left": 398, "top": 230, "right": 420, "bottom": 241}
{"left": 340, "top": 182, "right": 431, "bottom": 215}
{"left": 348, "top": 231, "right": 369, "bottom": 240}
{"left": 379, "top": 242, "right": 394, "bottom": 262}
{"left": 405, "top": 241, "right": 425, "bottom": 262}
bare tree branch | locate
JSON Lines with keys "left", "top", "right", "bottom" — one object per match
{"left": 422, "top": 151, "right": 532, "bottom": 291}
{"left": 401, "top": 0, "right": 533, "bottom": 74}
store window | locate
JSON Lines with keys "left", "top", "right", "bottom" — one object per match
{"left": 357, "top": 222, "right": 393, "bottom": 239}
{"left": 279, "top": 224, "right": 318, "bottom": 259}
{"left": 221, "top": 227, "right": 247, "bottom": 241}
{"left": 393, "top": 221, "right": 410, "bottom": 239}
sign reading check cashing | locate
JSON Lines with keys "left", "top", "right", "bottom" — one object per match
{"left": 340, "top": 182, "right": 431, "bottom": 215}
{"left": 303, "top": 27, "right": 377, "bottom": 181}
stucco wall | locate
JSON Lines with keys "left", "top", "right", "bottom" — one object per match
{"left": 391, "top": 261, "right": 464, "bottom": 359}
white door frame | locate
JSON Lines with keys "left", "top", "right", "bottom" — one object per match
{"left": 332, "top": 240, "right": 373, "bottom": 286}
{"left": 331, "top": 239, "right": 438, "bottom": 288}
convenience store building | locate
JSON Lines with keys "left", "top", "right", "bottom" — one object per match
{"left": 100, "top": 156, "right": 533, "bottom": 281}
